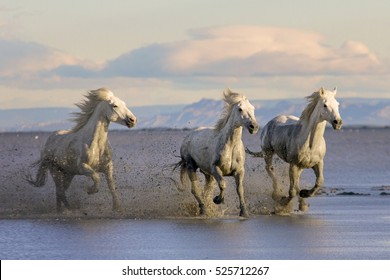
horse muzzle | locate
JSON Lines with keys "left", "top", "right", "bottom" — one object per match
{"left": 248, "top": 122, "right": 259, "bottom": 134}
{"left": 332, "top": 119, "right": 342, "bottom": 130}
{"left": 125, "top": 116, "right": 137, "bottom": 128}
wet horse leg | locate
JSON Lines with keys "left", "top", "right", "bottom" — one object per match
{"left": 234, "top": 171, "right": 249, "bottom": 218}
{"left": 264, "top": 152, "right": 282, "bottom": 201}
{"left": 103, "top": 162, "right": 121, "bottom": 212}
{"left": 283, "top": 164, "right": 303, "bottom": 205}
{"left": 211, "top": 166, "right": 226, "bottom": 205}
{"left": 79, "top": 163, "right": 101, "bottom": 194}
{"left": 299, "top": 161, "right": 324, "bottom": 211}
{"left": 188, "top": 167, "right": 205, "bottom": 215}
{"left": 203, "top": 173, "right": 215, "bottom": 205}
{"left": 52, "top": 170, "right": 73, "bottom": 212}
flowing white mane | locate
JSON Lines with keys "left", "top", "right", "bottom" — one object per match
{"left": 71, "top": 88, "right": 114, "bottom": 132}
{"left": 215, "top": 88, "right": 246, "bottom": 131}
{"left": 299, "top": 88, "right": 324, "bottom": 122}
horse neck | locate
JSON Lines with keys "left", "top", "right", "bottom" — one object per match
{"left": 299, "top": 107, "right": 326, "bottom": 149}
{"left": 79, "top": 106, "right": 110, "bottom": 147}
{"left": 218, "top": 110, "right": 243, "bottom": 147}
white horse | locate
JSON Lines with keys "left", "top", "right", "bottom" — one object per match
{"left": 176, "top": 89, "right": 259, "bottom": 217}
{"left": 246, "top": 87, "right": 342, "bottom": 213}
{"left": 27, "top": 88, "right": 137, "bottom": 212}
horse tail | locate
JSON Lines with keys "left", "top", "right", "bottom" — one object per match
{"left": 25, "top": 157, "right": 50, "bottom": 187}
{"left": 245, "top": 147, "right": 264, "bottom": 158}
{"left": 172, "top": 159, "right": 190, "bottom": 191}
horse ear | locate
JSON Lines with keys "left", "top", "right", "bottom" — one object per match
{"left": 223, "top": 88, "right": 232, "bottom": 97}
{"left": 333, "top": 87, "right": 337, "bottom": 96}
{"left": 319, "top": 87, "right": 325, "bottom": 96}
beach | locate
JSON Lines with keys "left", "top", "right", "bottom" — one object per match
{"left": 0, "top": 128, "right": 389, "bottom": 259}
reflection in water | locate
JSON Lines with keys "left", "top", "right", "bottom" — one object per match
{"left": 1, "top": 196, "right": 388, "bottom": 260}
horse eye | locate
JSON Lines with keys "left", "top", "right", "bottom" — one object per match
{"left": 238, "top": 108, "right": 243, "bottom": 112}
{"left": 113, "top": 104, "right": 118, "bottom": 108}
{"left": 324, "top": 104, "right": 327, "bottom": 108}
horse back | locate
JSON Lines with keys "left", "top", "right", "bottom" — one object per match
{"left": 180, "top": 127, "right": 245, "bottom": 176}
{"left": 260, "top": 115, "right": 300, "bottom": 156}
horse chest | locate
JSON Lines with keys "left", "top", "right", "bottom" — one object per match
{"left": 85, "top": 143, "right": 108, "bottom": 167}
{"left": 294, "top": 148, "right": 323, "bottom": 168}
{"left": 215, "top": 148, "right": 241, "bottom": 175}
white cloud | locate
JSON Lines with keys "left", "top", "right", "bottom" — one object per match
{"left": 0, "top": 25, "right": 389, "bottom": 109}
{"left": 1, "top": 25, "right": 386, "bottom": 81}
{"left": 0, "top": 39, "right": 76, "bottom": 77}
{"left": 103, "top": 25, "right": 386, "bottom": 77}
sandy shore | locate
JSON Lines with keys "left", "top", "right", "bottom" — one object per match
{"left": 0, "top": 129, "right": 389, "bottom": 219}
{"left": 0, "top": 129, "right": 389, "bottom": 260}
{"left": 0, "top": 130, "right": 276, "bottom": 219}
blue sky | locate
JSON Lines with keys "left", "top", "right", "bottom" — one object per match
{"left": 1, "top": 0, "right": 390, "bottom": 109}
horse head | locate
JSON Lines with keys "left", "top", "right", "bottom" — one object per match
{"left": 88, "top": 88, "right": 137, "bottom": 128}
{"left": 236, "top": 96, "right": 259, "bottom": 134}
{"left": 106, "top": 95, "right": 137, "bottom": 128}
{"left": 318, "top": 87, "right": 342, "bottom": 130}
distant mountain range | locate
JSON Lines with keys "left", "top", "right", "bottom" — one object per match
{"left": 0, "top": 98, "right": 389, "bottom": 132}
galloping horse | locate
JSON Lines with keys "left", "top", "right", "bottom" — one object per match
{"left": 176, "top": 89, "right": 259, "bottom": 217}
{"left": 27, "top": 88, "right": 137, "bottom": 212}
{"left": 247, "top": 87, "right": 342, "bottom": 213}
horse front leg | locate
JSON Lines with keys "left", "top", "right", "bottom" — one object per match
{"left": 211, "top": 166, "right": 226, "bottom": 205}
{"left": 299, "top": 161, "right": 324, "bottom": 211}
{"left": 79, "top": 163, "right": 101, "bottom": 194}
{"left": 234, "top": 171, "right": 249, "bottom": 218}
{"left": 104, "top": 162, "right": 121, "bottom": 212}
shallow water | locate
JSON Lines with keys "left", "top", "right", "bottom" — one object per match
{"left": 0, "top": 128, "right": 389, "bottom": 259}
{"left": 1, "top": 195, "right": 389, "bottom": 260}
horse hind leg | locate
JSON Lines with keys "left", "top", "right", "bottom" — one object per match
{"left": 52, "top": 171, "right": 73, "bottom": 213}
{"left": 202, "top": 173, "right": 217, "bottom": 216}
{"left": 188, "top": 166, "right": 206, "bottom": 215}
{"left": 264, "top": 152, "right": 282, "bottom": 201}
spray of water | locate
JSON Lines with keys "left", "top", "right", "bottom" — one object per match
{"left": 1, "top": 131, "right": 298, "bottom": 219}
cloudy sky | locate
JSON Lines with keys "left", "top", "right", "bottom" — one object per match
{"left": 1, "top": 0, "right": 390, "bottom": 109}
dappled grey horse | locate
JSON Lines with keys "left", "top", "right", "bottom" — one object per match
{"left": 176, "top": 88, "right": 259, "bottom": 217}
{"left": 27, "top": 88, "right": 137, "bottom": 212}
{"left": 247, "top": 87, "right": 342, "bottom": 213}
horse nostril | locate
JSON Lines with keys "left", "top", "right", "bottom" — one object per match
{"left": 333, "top": 120, "right": 338, "bottom": 125}
{"left": 249, "top": 124, "right": 255, "bottom": 130}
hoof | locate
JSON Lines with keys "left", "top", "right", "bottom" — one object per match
{"left": 240, "top": 209, "right": 249, "bottom": 219}
{"left": 279, "top": 196, "right": 292, "bottom": 206}
{"left": 213, "top": 196, "right": 224, "bottom": 205}
{"left": 87, "top": 187, "right": 99, "bottom": 195}
{"left": 299, "top": 203, "right": 309, "bottom": 212}
{"left": 299, "top": 189, "right": 311, "bottom": 198}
